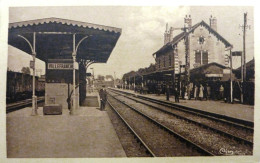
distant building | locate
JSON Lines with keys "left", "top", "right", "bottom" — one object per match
{"left": 94, "top": 75, "right": 114, "bottom": 89}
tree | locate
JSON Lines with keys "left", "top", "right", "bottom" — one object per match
{"left": 21, "top": 67, "right": 31, "bottom": 75}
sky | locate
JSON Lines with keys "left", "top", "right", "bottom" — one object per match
{"left": 8, "top": 6, "right": 254, "bottom": 78}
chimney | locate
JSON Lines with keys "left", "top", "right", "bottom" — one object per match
{"left": 169, "top": 27, "right": 174, "bottom": 42}
{"left": 184, "top": 15, "right": 192, "bottom": 28}
{"left": 209, "top": 15, "right": 217, "bottom": 31}
{"left": 164, "top": 23, "right": 170, "bottom": 45}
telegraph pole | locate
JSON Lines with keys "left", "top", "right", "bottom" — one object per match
{"left": 243, "top": 12, "right": 247, "bottom": 81}
{"left": 184, "top": 22, "right": 191, "bottom": 100}
{"left": 240, "top": 12, "right": 250, "bottom": 103}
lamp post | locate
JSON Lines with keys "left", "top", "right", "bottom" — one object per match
{"left": 226, "top": 47, "right": 234, "bottom": 103}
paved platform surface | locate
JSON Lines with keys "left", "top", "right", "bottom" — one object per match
{"left": 7, "top": 96, "right": 126, "bottom": 158}
{"left": 114, "top": 88, "right": 254, "bottom": 123}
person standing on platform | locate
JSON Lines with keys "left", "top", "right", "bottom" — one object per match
{"left": 199, "top": 84, "right": 204, "bottom": 100}
{"left": 204, "top": 84, "right": 208, "bottom": 100}
{"left": 166, "top": 85, "right": 170, "bottom": 101}
{"left": 207, "top": 84, "right": 211, "bottom": 100}
{"left": 174, "top": 87, "right": 179, "bottom": 103}
{"left": 99, "top": 85, "right": 107, "bottom": 111}
{"left": 194, "top": 84, "right": 198, "bottom": 100}
{"left": 219, "top": 84, "right": 224, "bottom": 101}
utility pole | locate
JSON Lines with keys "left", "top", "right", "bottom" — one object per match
{"left": 239, "top": 12, "right": 250, "bottom": 103}
{"left": 243, "top": 12, "right": 247, "bottom": 81}
{"left": 230, "top": 49, "right": 233, "bottom": 103}
{"left": 184, "top": 24, "right": 191, "bottom": 100}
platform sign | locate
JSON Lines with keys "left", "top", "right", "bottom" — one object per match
{"left": 48, "top": 63, "right": 73, "bottom": 70}
{"left": 205, "top": 74, "right": 223, "bottom": 77}
{"left": 223, "top": 69, "right": 230, "bottom": 74}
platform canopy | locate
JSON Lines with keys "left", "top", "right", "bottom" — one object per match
{"left": 8, "top": 17, "right": 122, "bottom": 63}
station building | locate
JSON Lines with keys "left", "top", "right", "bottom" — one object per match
{"left": 123, "top": 15, "right": 236, "bottom": 100}
{"left": 154, "top": 15, "right": 233, "bottom": 83}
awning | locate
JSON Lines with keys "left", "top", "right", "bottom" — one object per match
{"left": 8, "top": 17, "right": 122, "bottom": 63}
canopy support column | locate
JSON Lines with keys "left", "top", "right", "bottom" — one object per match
{"left": 71, "top": 34, "right": 76, "bottom": 115}
{"left": 32, "top": 32, "right": 37, "bottom": 116}
{"left": 18, "top": 32, "right": 38, "bottom": 116}
{"left": 71, "top": 34, "right": 90, "bottom": 115}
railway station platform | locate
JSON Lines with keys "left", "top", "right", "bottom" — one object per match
{"left": 113, "top": 88, "right": 254, "bottom": 123}
{"left": 6, "top": 93, "right": 126, "bottom": 158}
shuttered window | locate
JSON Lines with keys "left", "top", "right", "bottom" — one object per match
{"left": 195, "top": 51, "right": 201, "bottom": 64}
{"left": 202, "top": 52, "right": 208, "bottom": 65}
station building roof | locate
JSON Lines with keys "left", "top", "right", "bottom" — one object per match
{"left": 8, "top": 17, "right": 122, "bottom": 63}
{"left": 153, "top": 20, "right": 233, "bottom": 57}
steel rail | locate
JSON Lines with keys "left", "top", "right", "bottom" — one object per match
{"left": 107, "top": 100, "right": 156, "bottom": 157}
{"left": 109, "top": 90, "right": 253, "bottom": 146}
{"left": 6, "top": 97, "right": 45, "bottom": 113}
{"left": 109, "top": 88, "right": 254, "bottom": 131}
{"left": 108, "top": 92, "right": 215, "bottom": 156}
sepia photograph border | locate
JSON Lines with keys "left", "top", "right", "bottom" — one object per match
{"left": 0, "top": 0, "right": 259, "bottom": 162}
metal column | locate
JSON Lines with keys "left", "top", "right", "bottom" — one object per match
{"left": 32, "top": 32, "right": 37, "bottom": 115}
{"left": 71, "top": 34, "right": 76, "bottom": 115}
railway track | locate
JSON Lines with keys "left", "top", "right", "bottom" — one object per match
{"left": 108, "top": 93, "right": 214, "bottom": 156}
{"left": 6, "top": 97, "right": 45, "bottom": 113}
{"left": 107, "top": 100, "right": 156, "bottom": 157}
{"left": 108, "top": 90, "right": 253, "bottom": 156}
{"left": 109, "top": 89, "right": 254, "bottom": 145}
{"left": 110, "top": 88, "right": 254, "bottom": 128}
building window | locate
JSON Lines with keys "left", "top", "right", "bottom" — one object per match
{"left": 158, "top": 58, "right": 161, "bottom": 68}
{"left": 202, "top": 52, "right": 208, "bottom": 64}
{"left": 169, "top": 55, "right": 172, "bottom": 66}
{"left": 195, "top": 51, "right": 208, "bottom": 65}
{"left": 195, "top": 51, "right": 201, "bottom": 64}
{"left": 198, "top": 36, "right": 205, "bottom": 44}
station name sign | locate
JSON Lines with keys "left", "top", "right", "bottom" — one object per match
{"left": 48, "top": 63, "right": 73, "bottom": 70}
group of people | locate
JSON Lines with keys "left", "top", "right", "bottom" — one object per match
{"left": 97, "top": 82, "right": 228, "bottom": 111}
{"left": 193, "top": 84, "right": 209, "bottom": 100}
{"left": 190, "top": 83, "right": 225, "bottom": 101}
{"left": 164, "top": 82, "right": 227, "bottom": 103}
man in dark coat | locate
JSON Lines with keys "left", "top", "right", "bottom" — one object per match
{"left": 166, "top": 85, "right": 170, "bottom": 101}
{"left": 99, "top": 85, "right": 107, "bottom": 111}
{"left": 174, "top": 87, "right": 179, "bottom": 103}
